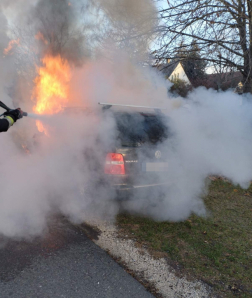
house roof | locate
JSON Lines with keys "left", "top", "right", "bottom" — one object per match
{"left": 156, "top": 61, "right": 180, "bottom": 78}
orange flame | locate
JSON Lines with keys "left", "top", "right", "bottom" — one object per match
{"left": 36, "top": 120, "right": 50, "bottom": 136}
{"left": 4, "top": 38, "right": 20, "bottom": 55}
{"left": 32, "top": 54, "right": 72, "bottom": 134}
{"left": 33, "top": 54, "right": 71, "bottom": 115}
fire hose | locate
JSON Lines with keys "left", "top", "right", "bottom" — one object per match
{"left": 0, "top": 101, "right": 28, "bottom": 118}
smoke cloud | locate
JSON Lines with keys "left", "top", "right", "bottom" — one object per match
{"left": 96, "top": 0, "right": 157, "bottom": 57}
{"left": 122, "top": 89, "right": 252, "bottom": 221}
{"left": 0, "top": 0, "right": 252, "bottom": 239}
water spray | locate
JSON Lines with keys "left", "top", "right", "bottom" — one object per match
{"left": 0, "top": 101, "right": 28, "bottom": 117}
{"left": 27, "top": 113, "right": 50, "bottom": 119}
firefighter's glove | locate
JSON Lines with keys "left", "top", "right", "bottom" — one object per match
{"left": 4, "top": 108, "right": 23, "bottom": 122}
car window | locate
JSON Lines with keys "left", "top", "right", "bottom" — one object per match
{"left": 114, "top": 112, "right": 169, "bottom": 145}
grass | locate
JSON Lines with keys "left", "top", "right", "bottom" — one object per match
{"left": 116, "top": 179, "right": 252, "bottom": 297}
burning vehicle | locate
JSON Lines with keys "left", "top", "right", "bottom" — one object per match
{"left": 21, "top": 51, "right": 171, "bottom": 203}
{"left": 103, "top": 104, "right": 170, "bottom": 196}
{"left": 0, "top": 0, "right": 172, "bottom": 214}
{"left": 61, "top": 102, "right": 171, "bottom": 202}
{"left": 78, "top": 103, "right": 171, "bottom": 201}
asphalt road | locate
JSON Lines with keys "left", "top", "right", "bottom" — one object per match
{"left": 0, "top": 217, "right": 154, "bottom": 298}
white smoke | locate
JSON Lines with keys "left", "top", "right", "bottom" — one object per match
{"left": 0, "top": 0, "right": 252, "bottom": 239}
{"left": 123, "top": 89, "right": 252, "bottom": 221}
{"left": 0, "top": 111, "right": 119, "bottom": 238}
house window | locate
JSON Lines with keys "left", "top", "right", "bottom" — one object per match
{"left": 171, "top": 75, "right": 173, "bottom": 80}
{"left": 177, "top": 73, "right": 179, "bottom": 78}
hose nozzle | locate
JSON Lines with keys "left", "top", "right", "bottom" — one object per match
{"left": 0, "top": 101, "right": 28, "bottom": 117}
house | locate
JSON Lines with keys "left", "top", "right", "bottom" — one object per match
{"left": 158, "top": 61, "right": 192, "bottom": 85}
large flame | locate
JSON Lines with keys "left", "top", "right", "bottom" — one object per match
{"left": 32, "top": 54, "right": 72, "bottom": 134}
{"left": 33, "top": 54, "right": 71, "bottom": 115}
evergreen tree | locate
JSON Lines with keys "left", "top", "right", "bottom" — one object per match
{"left": 174, "top": 41, "right": 187, "bottom": 62}
{"left": 182, "top": 42, "right": 207, "bottom": 81}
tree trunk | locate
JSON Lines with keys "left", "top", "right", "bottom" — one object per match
{"left": 242, "top": 74, "right": 252, "bottom": 93}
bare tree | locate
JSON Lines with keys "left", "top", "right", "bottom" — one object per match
{"left": 154, "top": 0, "right": 252, "bottom": 93}
{"left": 91, "top": 0, "right": 157, "bottom": 62}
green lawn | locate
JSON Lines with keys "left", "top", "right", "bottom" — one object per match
{"left": 117, "top": 179, "right": 252, "bottom": 297}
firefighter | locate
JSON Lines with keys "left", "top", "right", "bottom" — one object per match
{"left": 0, "top": 108, "right": 24, "bottom": 133}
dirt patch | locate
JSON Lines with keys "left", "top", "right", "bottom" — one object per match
{"left": 79, "top": 222, "right": 101, "bottom": 240}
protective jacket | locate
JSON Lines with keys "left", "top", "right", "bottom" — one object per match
{"left": 0, "top": 118, "right": 10, "bottom": 132}
{"left": 0, "top": 108, "right": 22, "bottom": 132}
